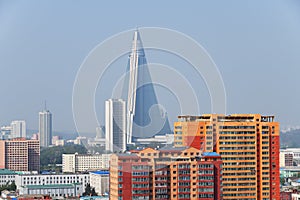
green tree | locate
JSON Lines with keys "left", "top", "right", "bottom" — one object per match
{"left": 40, "top": 144, "right": 87, "bottom": 167}
{"left": 280, "top": 177, "right": 285, "bottom": 185}
{"left": 0, "top": 181, "right": 16, "bottom": 192}
{"left": 83, "top": 183, "right": 98, "bottom": 196}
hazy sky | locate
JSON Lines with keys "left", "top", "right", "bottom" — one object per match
{"left": 0, "top": 0, "right": 300, "bottom": 133}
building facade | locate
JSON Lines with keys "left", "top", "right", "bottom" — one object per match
{"left": 174, "top": 114, "right": 280, "bottom": 200}
{"left": 0, "top": 138, "right": 40, "bottom": 171}
{"left": 89, "top": 171, "right": 109, "bottom": 196}
{"left": 0, "top": 169, "right": 16, "bottom": 186}
{"left": 10, "top": 120, "right": 26, "bottom": 139}
{"left": 110, "top": 147, "right": 222, "bottom": 200}
{"left": 105, "top": 99, "right": 126, "bottom": 152}
{"left": 280, "top": 151, "right": 294, "bottom": 167}
{"left": 39, "top": 109, "right": 52, "bottom": 147}
{"left": 15, "top": 173, "right": 89, "bottom": 198}
{"left": 62, "top": 153, "right": 111, "bottom": 173}
{"left": 0, "top": 126, "right": 12, "bottom": 140}
{"left": 280, "top": 148, "right": 300, "bottom": 167}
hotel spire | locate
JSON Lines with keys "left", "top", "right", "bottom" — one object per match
{"left": 123, "top": 29, "right": 172, "bottom": 144}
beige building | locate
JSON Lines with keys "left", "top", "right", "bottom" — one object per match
{"left": 62, "top": 153, "right": 111, "bottom": 173}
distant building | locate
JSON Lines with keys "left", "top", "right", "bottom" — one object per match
{"left": 54, "top": 139, "right": 65, "bottom": 146}
{"left": 39, "top": 109, "right": 52, "bottom": 147}
{"left": 10, "top": 120, "right": 26, "bottom": 139}
{"left": 74, "top": 136, "right": 87, "bottom": 146}
{"left": 174, "top": 114, "right": 280, "bottom": 200}
{"left": 89, "top": 171, "right": 109, "bottom": 196}
{"left": 281, "top": 151, "right": 294, "bottom": 167}
{"left": 110, "top": 147, "right": 222, "bottom": 200}
{"left": 0, "top": 169, "right": 16, "bottom": 186}
{"left": 96, "top": 126, "right": 105, "bottom": 139}
{"left": 0, "top": 138, "right": 40, "bottom": 171}
{"left": 52, "top": 135, "right": 60, "bottom": 145}
{"left": 105, "top": 99, "right": 126, "bottom": 152}
{"left": 50, "top": 135, "right": 65, "bottom": 146}
{"left": 281, "top": 148, "right": 300, "bottom": 166}
{"left": 62, "top": 153, "right": 111, "bottom": 173}
{"left": 31, "top": 133, "right": 39, "bottom": 140}
{"left": 15, "top": 173, "right": 89, "bottom": 198}
{"left": 88, "top": 138, "right": 105, "bottom": 148}
{"left": 0, "top": 126, "right": 11, "bottom": 140}
{"left": 135, "top": 134, "right": 174, "bottom": 145}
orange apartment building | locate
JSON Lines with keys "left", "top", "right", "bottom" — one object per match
{"left": 110, "top": 147, "right": 223, "bottom": 200}
{"left": 0, "top": 138, "right": 40, "bottom": 172}
{"left": 174, "top": 114, "right": 280, "bottom": 200}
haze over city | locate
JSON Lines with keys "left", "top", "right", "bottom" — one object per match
{"left": 0, "top": 0, "right": 300, "bottom": 133}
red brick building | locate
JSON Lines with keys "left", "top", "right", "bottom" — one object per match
{"left": 110, "top": 147, "right": 222, "bottom": 200}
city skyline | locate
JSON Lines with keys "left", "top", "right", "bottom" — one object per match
{"left": 0, "top": 1, "right": 299, "bottom": 133}
{"left": 0, "top": 1, "right": 296, "bottom": 199}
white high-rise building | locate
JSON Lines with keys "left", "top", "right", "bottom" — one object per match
{"left": 105, "top": 99, "right": 126, "bottom": 152}
{"left": 39, "top": 110, "right": 52, "bottom": 147}
{"left": 10, "top": 120, "right": 26, "bottom": 138}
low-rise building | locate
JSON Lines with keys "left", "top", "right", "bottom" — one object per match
{"left": 18, "top": 183, "right": 83, "bottom": 198}
{"left": 62, "top": 153, "right": 111, "bottom": 173}
{"left": 15, "top": 173, "right": 89, "bottom": 198}
{"left": 0, "top": 169, "right": 16, "bottom": 186}
{"left": 18, "top": 194, "right": 51, "bottom": 199}
{"left": 281, "top": 167, "right": 300, "bottom": 178}
{"left": 89, "top": 171, "right": 109, "bottom": 196}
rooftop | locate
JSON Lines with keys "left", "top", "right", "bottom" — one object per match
{"left": 158, "top": 146, "right": 187, "bottom": 152}
{"left": 90, "top": 171, "right": 109, "bottom": 175}
{"left": 0, "top": 169, "right": 16, "bottom": 175}
{"left": 117, "top": 153, "right": 140, "bottom": 158}
{"left": 22, "top": 184, "right": 80, "bottom": 189}
{"left": 202, "top": 152, "right": 220, "bottom": 157}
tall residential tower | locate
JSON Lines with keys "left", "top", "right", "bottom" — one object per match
{"left": 174, "top": 114, "right": 280, "bottom": 200}
{"left": 39, "top": 109, "right": 52, "bottom": 147}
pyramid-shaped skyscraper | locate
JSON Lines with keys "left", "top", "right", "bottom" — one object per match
{"left": 122, "top": 30, "right": 172, "bottom": 144}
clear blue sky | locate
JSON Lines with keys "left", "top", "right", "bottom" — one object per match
{"left": 0, "top": 0, "right": 300, "bottom": 132}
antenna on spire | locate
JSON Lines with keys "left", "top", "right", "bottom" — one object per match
{"left": 44, "top": 100, "right": 47, "bottom": 111}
